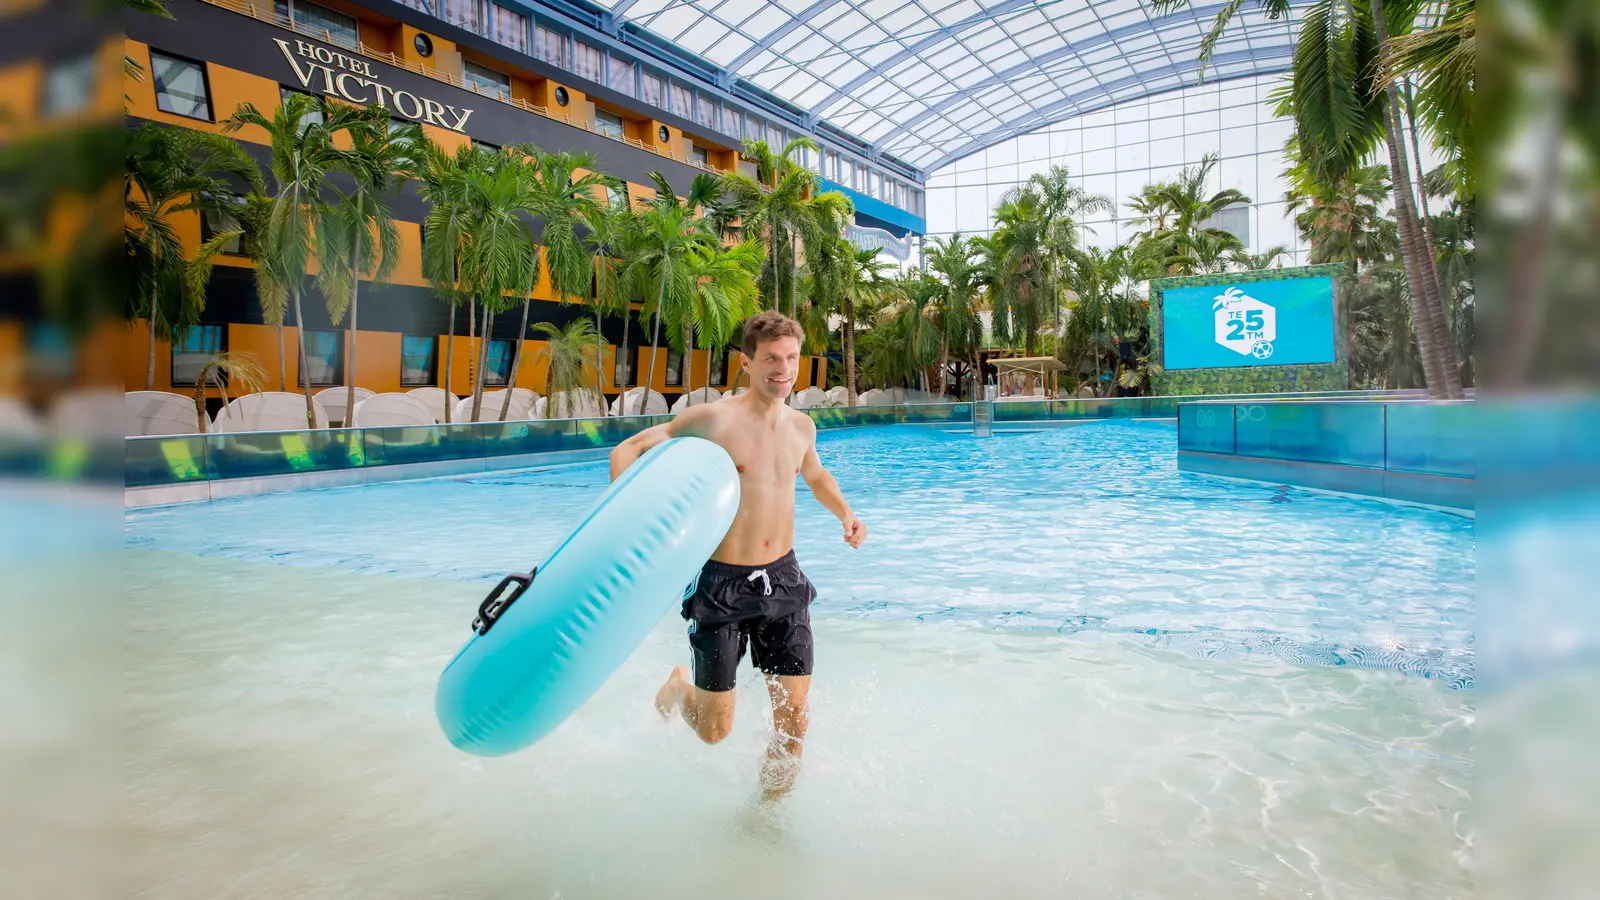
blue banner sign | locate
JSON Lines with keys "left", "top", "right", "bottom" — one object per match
{"left": 1162, "top": 275, "right": 1337, "bottom": 369}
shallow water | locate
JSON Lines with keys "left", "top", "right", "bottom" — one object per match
{"left": 124, "top": 422, "right": 1476, "bottom": 897}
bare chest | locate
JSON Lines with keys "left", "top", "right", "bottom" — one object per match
{"left": 719, "top": 426, "right": 805, "bottom": 489}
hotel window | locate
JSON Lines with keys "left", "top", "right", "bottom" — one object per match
{"left": 463, "top": 61, "right": 511, "bottom": 101}
{"left": 691, "top": 145, "right": 709, "bottom": 168}
{"left": 299, "top": 331, "right": 343, "bottom": 386}
{"left": 767, "top": 124, "right": 783, "bottom": 148}
{"left": 400, "top": 336, "right": 437, "bottom": 386}
{"left": 709, "top": 350, "right": 726, "bottom": 386}
{"left": 825, "top": 151, "right": 838, "bottom": 181}
{"left": 573, "top": 41, "right": 602, "bottom": 83}
{"left": 199, "top": 193, "right": 246, "bottom": 255}
{"left": 534, "top": 25, "right": 567, "bottom": 68}
{"left": 669, "top": 84, "right": 692, "bottom": 120}
{"left": 721, "top": 106, "right": 741, "bottom": 139}
{"left": 640, "top": 73, "right": 664, "bottom": 109}
{"left": 608, "top": 57, "right": 635, "bottom": 96}
{"left": 170, "top": 325, "right": 224, "bottom": 387}
{"left": 491, "top": 5, "right": 529, "bottom": 54}
{"left": 280, "top": 87, "right": 324, "bottom": 131}
{"left": 614, "top": 348, "right": 633, "bottom": 388}
{"left": 696, "top": 96, "right": 715, "bottom": 128}
{"left": 606, "top": 183, "right": 628, "bottom": 209}
{"left": 279, "top": 0, "right": 361, "bottom": 50}
{"left": 664, "top": 350, "right": 682, "bottom": 386}
{"left": 594, "top": 108, "right": 624, "bottom": 139}
{"left": 42, "top": 54, "right": 97, "bottom": 118}
{"left": 150, "top": 51, "right": 210, "bottom": 121}
{"left": 484, "top": 340, "right": 513, "bottom": 386}
{"left": 439, "top": 0, "right": 481, "bottom": 34}
{"left": 743, "top": 115, "right": 762, "bottom": 143}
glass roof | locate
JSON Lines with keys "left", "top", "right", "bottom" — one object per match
{"left": 596, "top": 0, "right": 1309, "bottom": 175}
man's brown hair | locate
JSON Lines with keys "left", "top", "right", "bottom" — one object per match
{"left": 740, "top": 310, "right": 805, "bottom": 356}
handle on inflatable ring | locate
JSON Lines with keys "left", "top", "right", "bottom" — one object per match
{"left": 472, "top": 568, "right": 537, "bottom": 635}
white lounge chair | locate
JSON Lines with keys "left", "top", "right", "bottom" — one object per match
{"left": 792, "top": 386, "right": 828, "bottom": 409}
{"left": 125, "top": 391, "right": 201, "bottom": 436}
{"left": 350, "top": 393, "right": 436, "bottom": 427}
{"left": 404, "top": 387, "right": 459, "bottom": 424}
{"left": 313, "top": 387, "right": 375, "bottom": 426}
{"left": 0, "top": 396, "right": 43, "bottom": 437}
{"left": 609, "top": 387, "right": 669, "bottom": 416}
{"left": 211, "top": 392, "right": 330, "bottom": 432}
{"left": 825, "top": 386, "right": 852, "bottom": 407}
{"left": 47, "top": 389, "right": 122, "bottom": 438}
{"left": 542, "top": 389, "right": 606, "bottom": 419}
{"left": 480, "top": 388, "right": 538, "bottom": 421}
{"left": 670, "top": 387, "right": 722, "bottom": 413}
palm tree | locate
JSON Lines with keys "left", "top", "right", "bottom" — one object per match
{"left": 320, "top": 108, "right": 422, "bottom": 430}
{"left": 1130, "top": 154, "right": 1252, "bottom": 275}
{"left": 505, "top": 146, "right": 604, "bottom": 421}
{"left": 224, "top": 93, "right": 358, "bottom": 427}
{"left": 1269, "top": 0, "right": 1465, "bottom": 398}
{"left": 1286, "top": 164, "right": 1397, "bottom": 266}
{"left": 725, "top": 138, "right": 853, "bottom": 323}
{"left": 416, "top": 141, "right": 484, "bottom": 423}
{"left": 925, "top": 233, "right": 983, "bottom": 398}
{"left": 531, "top": 319, "right": 604, "bottom": 418}
{"left": 125, "top": 123, "right": 261, "bottom": 389}
{"left": 673, "top": 238, "right": 764, "bottom": 403}
{"left": 189, "top": 350, "right": 268, "bottom": 433}
{"left": 456, "top": 150, "right": 539, "bottom": 422}
{"left": 644, "top": 171, "right": 738, "bottom": 398}
{"left": 583, "top": 198, "right": 636, "bottom": 414}
{"left": 1231, "top": 245, "right": 1292, "bottom": 271}
{"left": 1023, "top": 165, "right": 1112, "bottom": 333}
{"left": 623, "top": 201, "right": 714, "bottom": 414}
{"left": 988, "top": 191, "right": 1050, "bottom": 357}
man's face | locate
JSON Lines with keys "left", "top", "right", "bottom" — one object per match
{"left": 742, "top": 336, "right": 801, "bottom": 400}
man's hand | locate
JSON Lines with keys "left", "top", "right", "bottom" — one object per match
{"left": 841, "top": 514, "right": 868, "bottom": 549}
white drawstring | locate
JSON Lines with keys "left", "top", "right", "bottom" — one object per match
{"left": 746, "top": 569, "right": 772, "bottom": 596}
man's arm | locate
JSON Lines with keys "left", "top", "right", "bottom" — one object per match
{"left": 799, "top": 421, "right": 868, "bottom": 549}
{"left": 608, "top": 404, "right": 713, "bottom": 481}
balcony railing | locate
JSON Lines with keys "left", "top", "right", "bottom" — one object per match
{"left": 197, "top": 0, "right": 725, "bottom": 175}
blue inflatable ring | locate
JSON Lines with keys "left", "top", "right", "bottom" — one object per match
{"left": 435, "top": 436, "right": 740, "bottom": 756}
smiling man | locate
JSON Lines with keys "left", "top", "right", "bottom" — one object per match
{"left": 608, "top": 310, "right": 867, "bottom": 798}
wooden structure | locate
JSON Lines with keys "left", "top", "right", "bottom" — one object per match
{"left": 990, "top": 356, "right": 1065, "bottom": 399}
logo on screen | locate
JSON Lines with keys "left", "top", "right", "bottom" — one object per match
{"left": 1212, "top": 287, "right": 1276, "bottom": 360}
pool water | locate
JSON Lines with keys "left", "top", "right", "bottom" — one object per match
{"left": 125, "top": 421, "right": 1475, "bottom": 898}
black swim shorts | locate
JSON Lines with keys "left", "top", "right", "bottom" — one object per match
{"left": 680, "top": 550, "right": 816, "bottom": 693}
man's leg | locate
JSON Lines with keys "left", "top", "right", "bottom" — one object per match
{"left": 655, "top": 667, "right": 736, "bottom": 744}
{"left": 760, "top": 674, "right": 810, "bottom": 799}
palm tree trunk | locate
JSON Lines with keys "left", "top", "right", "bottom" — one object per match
{"left": 471, "top": 303, "right": 491, "bottom": 422}
{"left": 938, "top": 335, "right": 949, "bottom": 397}
{"left": 595, "top": 308, "right": 606, "bottom": 416}
{"left": 769, "top": 226, "right": 780, "bottom": 310}
{"left": 844, "top": 297, "right": 857, "bottom": 407}
{"left": 1401, "top": 79, "right": 1438, "bottom": 258}
{"left": 193, "top": 368, "right": 210, "bottom": 434}
{"left": 1371, "top": 0, "right": 1463, "bottom": 400}
{"left": 619, "top": 302, "right": 633, "bottom": 415}
{"left": 643, "top": 274, "right": 667, "bottom": 415}
{"left": 681, "top": 320, "right": 694, "bottom": 406}
{"left": 146, "top": 284, "right": 158, "bottom": 391}
{"left": 443, "top": 300, "right": 455, "bottom": 424}
{"left": 467, "top": 295, "right": 477, "bottom": 406}
{"left": 500, "top": 295, "right": 530, "bottom": 422}
{"left": 291, "top": 290, "right": 316, "bottom": 429}
{"left": 344, "top": 195, "right": 362, "bottom": 429}
{"left": 276, "top": 326, "right": 286, "bottom": 392}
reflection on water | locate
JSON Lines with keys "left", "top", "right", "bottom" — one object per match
{"left": 126, "top": 550, "right": 1472, "bottom": 899}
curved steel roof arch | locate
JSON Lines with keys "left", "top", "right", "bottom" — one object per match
{"left": 589, "top": 0, "right": 1312, "bottom": 176}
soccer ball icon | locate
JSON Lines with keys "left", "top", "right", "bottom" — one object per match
{"left": 1250, "top": 340, "right": 1274, "bottom": 360}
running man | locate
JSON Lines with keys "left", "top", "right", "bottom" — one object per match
{"left": 609, "top": 311, "right": 867, "bottom": 798}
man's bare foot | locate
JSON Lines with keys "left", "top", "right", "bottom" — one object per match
{"left": 654, "top": 666, "right": 691, "bottom": 720}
